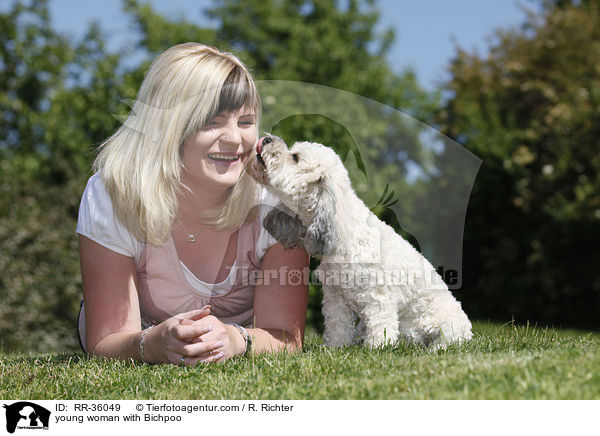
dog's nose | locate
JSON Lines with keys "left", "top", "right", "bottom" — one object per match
{"left": 256, "top": 136, "right": 273, "bottom": 154}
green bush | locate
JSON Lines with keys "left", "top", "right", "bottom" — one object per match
{"left": 0, "top": 175, "right": 84, "bottom": 352}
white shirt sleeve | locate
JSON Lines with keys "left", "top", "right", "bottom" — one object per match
{"left": 255, "top": 186, "right": 280, "bottom": 260}
{"left": 76, "top": 173, "right": 144, "bottom": 263}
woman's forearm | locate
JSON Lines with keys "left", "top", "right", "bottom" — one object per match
{"left": 90, "top": 323, "right": 304, "bottom": 363}
{"left": 246, "top": 327, "right": 304, "bottom": 354}
{"left": 89, "top": 330, "right": 144, "bottom": 361}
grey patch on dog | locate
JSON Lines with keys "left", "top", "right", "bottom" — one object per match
{"left": 304, "top": 180, "right": 340, "bottom": 256}
{"left": 263, "top": 203, "right": 307, "bottom": 250}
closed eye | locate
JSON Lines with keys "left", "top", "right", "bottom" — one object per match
{"left": 292, "top": 153, "right": 299, "bottom": 163}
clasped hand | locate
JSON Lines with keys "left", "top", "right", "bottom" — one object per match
{"left": 142, "top": 306, "right": 245, "bottom": 365}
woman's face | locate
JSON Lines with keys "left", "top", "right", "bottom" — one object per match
{"left": 181, "top": 106, "right": 257, "bottom": 194}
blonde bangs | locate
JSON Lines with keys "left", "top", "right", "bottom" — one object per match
{"left": 183, "top": 61, "right": 262, "bottom": 145}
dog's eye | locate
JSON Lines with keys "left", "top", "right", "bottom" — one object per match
{"left": 292, "top": 153, "right": 299, "bottom": 163}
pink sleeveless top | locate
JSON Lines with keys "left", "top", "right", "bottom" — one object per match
{"left": 137, "top": 217, "right": 262, "bottom": 329}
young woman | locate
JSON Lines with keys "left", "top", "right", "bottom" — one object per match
{"left": 77, "top": 43, "right": 308, "bottom": 365}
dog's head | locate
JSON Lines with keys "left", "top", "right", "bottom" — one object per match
{"left": 246, "top": 134, "right": 348, "bottom": 256}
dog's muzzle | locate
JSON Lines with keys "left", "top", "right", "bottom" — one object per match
{"left": 248, "top": 134, "right": 286, "bottom": 185}
{"left": 256, "top": 135, "right": 273, "bottom": 155}
{"left": 256, "top": 135, "right": 275, "bottom": 168}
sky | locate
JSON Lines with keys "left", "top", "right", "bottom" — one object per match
{"left": 44, "top": 0, "right": 537, "bottom": 91}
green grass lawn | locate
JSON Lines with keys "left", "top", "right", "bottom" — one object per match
{"left": 1, "top": 322, "right": 598, "bottom": 400}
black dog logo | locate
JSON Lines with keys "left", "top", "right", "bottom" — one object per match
{"left": 3, "top": 402, "right": 50, "bottom": 434}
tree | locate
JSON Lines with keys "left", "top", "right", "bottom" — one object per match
{"left": 0, "top": 0, "right": 134, "bottom": 351}
{"left": 438, "top": 0, "right": 600, "bottom": 328}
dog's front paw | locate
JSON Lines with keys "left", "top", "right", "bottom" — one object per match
{"left": 323, "top": 328, "right": 357, "bottom": 348}
{"left": 362, "top": 328, "right": 399, "bottom": 348}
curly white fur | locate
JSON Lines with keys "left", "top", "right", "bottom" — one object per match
{"left": 248, "top": 135, "right": 473, "bottom": 349}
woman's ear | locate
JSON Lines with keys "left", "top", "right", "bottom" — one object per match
{"left": 304, "top": 180, "right": 339, "bottom": 256}
{"left": 263, "top": 202, "right": 307, "bottom": 249}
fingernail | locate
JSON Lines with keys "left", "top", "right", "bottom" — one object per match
{"left": 214, "top": 352, "right": 224, "bottom": 359}
{"left": 206, "top": 325, "right": 213, "bottom": 332}
{"left": 215, "top": 341, "right": 225, "bottom": 348}
{"left": 200, "top": 305, "right": 211, "bottom": 310}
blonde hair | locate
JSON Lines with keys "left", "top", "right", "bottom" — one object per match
{"left": 94, "top": 43, "right": 261, "bottom": 245}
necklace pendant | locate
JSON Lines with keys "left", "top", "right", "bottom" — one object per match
{"left": 186, "top": 234, "right": 196, "bottom": 243}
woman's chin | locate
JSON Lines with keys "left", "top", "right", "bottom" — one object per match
{"left": 207, "top": 170, "right": 243, "bottom": 189}
{"left": 182, "top": 162, "right": 244, "bottom": 193}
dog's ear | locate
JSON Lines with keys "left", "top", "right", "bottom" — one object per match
{"left": 263, "top": 203, "right": 307, "bottom": 250}
{"left": 304, "top": 179, "right": 339, "bottom": 256}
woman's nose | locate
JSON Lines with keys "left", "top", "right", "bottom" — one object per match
{"left": 221, "top": 122, "right": 242, "bottom": 143}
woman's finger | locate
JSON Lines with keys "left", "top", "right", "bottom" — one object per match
{"left": 179, "top": 340, "right": 224, "bottom": 358}
{"left": 188, "top": 335, "right": 205, "bottom": 344}
{"left": 186, "top": 350, "right": 224, "bottom": 366}
{"left": 172, "top": 323, "right": 213, "bottom": 341}
{"left": 165, "top": 350, "right": 186, "bottom": 365}
{"left": 176, "top": 306, "right": 211, "bottom": 322}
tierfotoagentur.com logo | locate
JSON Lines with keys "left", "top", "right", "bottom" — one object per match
{"left": 2, "top": 402, "right": 51, "bottom": 433}
{"left": 222, "top": 264, "right": 453, "bottom": 290}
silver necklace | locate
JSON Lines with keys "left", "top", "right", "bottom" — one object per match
{"left": 178, "top": 218, "right": 207, "bottom": 243}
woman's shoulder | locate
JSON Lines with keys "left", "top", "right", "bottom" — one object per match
{"left": 77, "top": 173, "right": 144, "bottom": 262}
{"left": 87, "top": 172, "right": 104, "bottom": 188}
{"left": 252, "top": 185, "right": 280, "bottom": 261}
{"left": 81, "top": 173, "right": 110, "bottom": 204}
{"left": 256, "top": 185, "right": 279, "bottom": 209}
{"left": 255, "top": 185, "right": 281, "bottom": 229}
{"left": 79, "top": 173, "right": 123, "bottom": 225}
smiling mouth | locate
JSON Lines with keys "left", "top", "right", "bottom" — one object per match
{"left": 207, "top": 149, "right": 252, "bottom": 163}
{"left": 207, "top": 153, "right": 241, "bottom": 162}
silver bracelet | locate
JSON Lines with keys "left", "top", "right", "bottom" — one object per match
{"left": 229, "top": 323, "right": 252, "bottom": 356}
{"left": 140, "top": 325, "right": 155, "bottom": 363}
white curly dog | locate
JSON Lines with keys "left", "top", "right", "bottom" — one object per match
{"left": 247, "top": 134, "right": 473, "bottom": 349}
